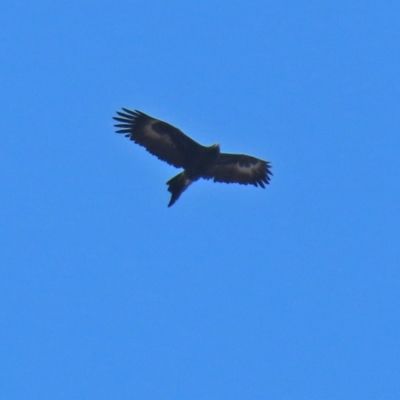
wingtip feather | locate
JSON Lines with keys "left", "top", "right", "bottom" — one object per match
{"left": 121, "top": 107, "right": 138, "bottom": 116}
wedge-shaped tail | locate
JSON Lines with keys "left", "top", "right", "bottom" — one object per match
{"left": 166, "top": 172, "right": 192, "bottom": 207}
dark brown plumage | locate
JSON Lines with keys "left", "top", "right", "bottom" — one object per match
{"left": 113, "top": 108, "right": 272, "bottom": 206}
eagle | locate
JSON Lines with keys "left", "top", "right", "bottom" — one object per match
{"left": 113, "top": 108, "right": 272, "bottom": 207}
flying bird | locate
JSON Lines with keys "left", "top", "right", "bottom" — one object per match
{"left": 113, "top": 108, "right": 272, "bottom": 207}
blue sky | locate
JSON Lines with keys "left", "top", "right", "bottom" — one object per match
{"left": 1, "top": 1, "right": 400, "bottom": 398}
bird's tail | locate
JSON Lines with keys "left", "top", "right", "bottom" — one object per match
{"left": 166, "top": 172, "right": 191, "bottom": 207}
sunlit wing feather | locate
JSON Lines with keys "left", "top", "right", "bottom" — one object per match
{"left": 204, "top": 153, "right": 272, "bottom": 188}
{"left": 113, "top": 108, "right": 202, "bottom": 168}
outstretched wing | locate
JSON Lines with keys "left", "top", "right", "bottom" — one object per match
{"left": 113, "top": 108, "right": 202, "bottom": 168}
{"left": 204, "top": 153, "right": 272, "bottom": 188}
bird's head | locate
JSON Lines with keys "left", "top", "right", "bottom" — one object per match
{"left": 211, "top": 143, "right": 220, "bottom": 154}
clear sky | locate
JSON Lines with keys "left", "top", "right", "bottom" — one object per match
{"left": 1, "top": 1, "right": 400, "bottom": 399}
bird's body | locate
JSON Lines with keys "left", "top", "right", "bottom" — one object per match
{"left": 113, "top": 108, "right": 272, "bottom": 206}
